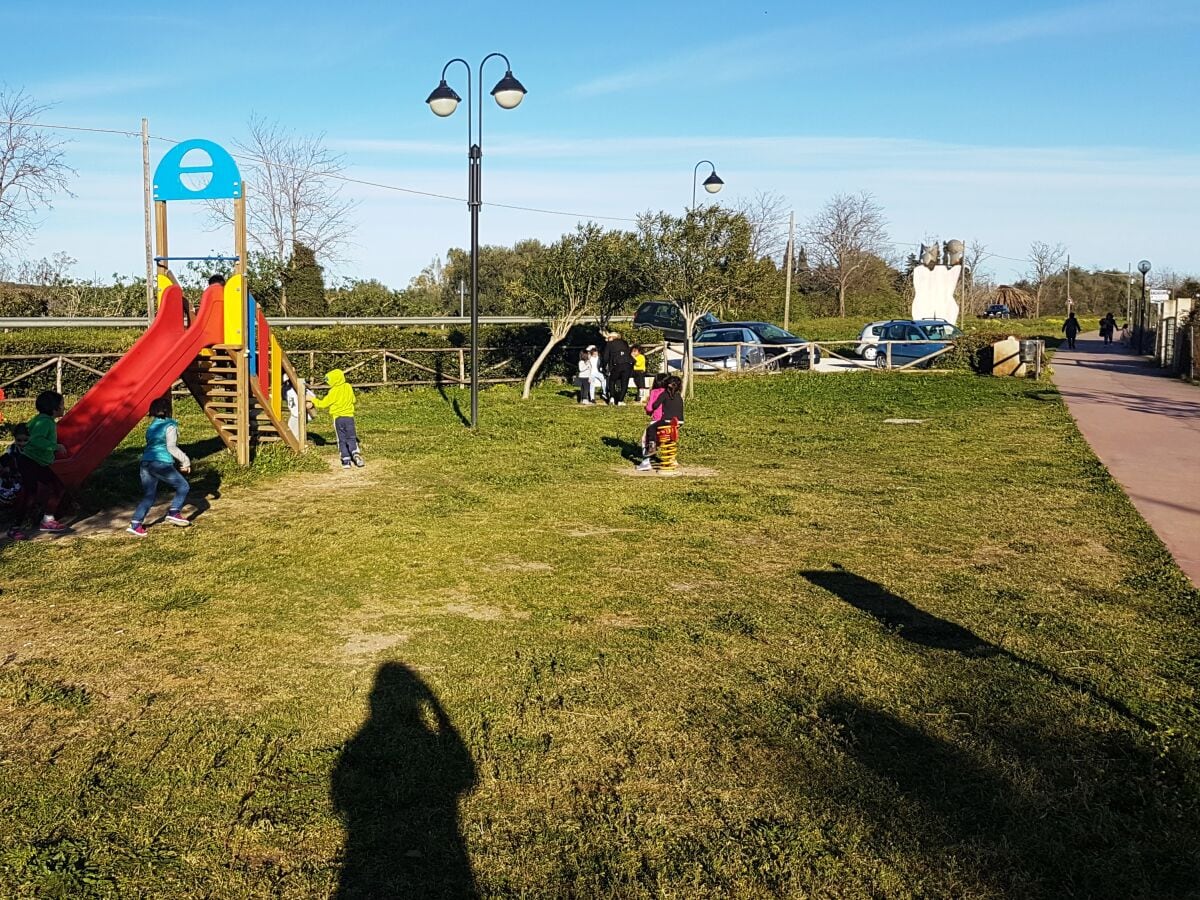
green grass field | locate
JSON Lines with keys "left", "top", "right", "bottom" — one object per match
{"left": 1, "top": 372, "right": 1197, "bottom": 899}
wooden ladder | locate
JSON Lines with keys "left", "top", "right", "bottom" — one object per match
{"left": 183, "top": 346, "right": 301, "bottom": 458}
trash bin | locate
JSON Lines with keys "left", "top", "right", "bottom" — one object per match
{"left": 1019, "top": 339, "right": 1044, "bottom": 376}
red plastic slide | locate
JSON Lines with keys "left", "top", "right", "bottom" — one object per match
{"left": 53, "top": 283, "right": 225, "bottom": 488}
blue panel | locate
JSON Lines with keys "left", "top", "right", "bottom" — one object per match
{"left": 153, "top": 139, "right": 242, "bottom": 201}
{"left": 247, "top": 293, "right": 258, "bottom": 374}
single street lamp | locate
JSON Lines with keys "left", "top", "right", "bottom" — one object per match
{"left": 427, "top": 53, "right": 527, "bottom": 427}
{"left": 692, "top": 160, "right": 723, "bottom": 210}
{"left": 1137, "top": 259, "right": 1151, "bottom": 354}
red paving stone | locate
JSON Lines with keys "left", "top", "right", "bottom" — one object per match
{"left": 1051, "top": 332, "right": 1200, "bottom": 586}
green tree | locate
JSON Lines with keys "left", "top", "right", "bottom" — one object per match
{"left": 282, "top": 242, "right": 327, "bottom": 317}
{"left": 518, "top": 223, "right": 623, "bottom": 399}
{"left": 638, "top": 207, "right": 759, "bottom": 396}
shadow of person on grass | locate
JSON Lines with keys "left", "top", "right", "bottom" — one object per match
{"left": 801, "top": 565, "right": 1154, "bottom": 731}
{"left": 602, "top": 435, "right": 642, "bottom": 463}
{"left": 332, "top": 662, "right": 477, "bottom": 899}
{"left": 820, "top": 698, "right": 1199, "bottom": 897}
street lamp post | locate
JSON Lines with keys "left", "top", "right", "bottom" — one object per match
{"left": 692, "top": 160, "right": 723, "bottom": 210}
{"left": 427, "top": 53, "right": 527, "bottom": 427}
{"left": 1137, "top": 259, "right": 1152, "bottom": 354}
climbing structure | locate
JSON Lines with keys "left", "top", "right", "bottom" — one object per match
{"left": 52, "top": 139, "right": 303, "bottom": 488}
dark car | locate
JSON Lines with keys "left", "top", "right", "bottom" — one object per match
{"left": 983, "top": 304, "right": 1011, "bottom": 319}
{"left": 633, "top": 300, "right": 720, "bottom": 342}
{"left": 873, "top": 319, "right": 962, "bottom": 368}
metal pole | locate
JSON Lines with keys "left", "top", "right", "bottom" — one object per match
{"left": 141, "top": 118, "right": 154, "bottom": 322}
{"left": 783, "top": 211, "right": 794, "bottom": 332}
{"left": 459, "top": 278, "right": 465, "bottom": 318}
{"left": 1139, "top": 271, "right": 1147, "bottom": 354}
{"left": 470, "top": 142, "right": 480, "bottom": 427}
{"left": 1065, "top": 253, "right": 1071, "bottom": 314}
{"left": 1126, "top": 264, "right": 1132, "bottom": 325}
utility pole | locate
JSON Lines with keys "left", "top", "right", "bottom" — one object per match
{"left": 1126, "top": 263, "right": 1132, "bottom": 324}
{"left": 1065, "top": 253, "right": 1071, "bottom": 314}
{"left": 783, "top": 210, "right": 794, "bottom": 331}
{"left": 141, "top": 118, "right": 154, "bottom": 322}
{"left": 459, "top": 278, "right": 465, "bottom": 318}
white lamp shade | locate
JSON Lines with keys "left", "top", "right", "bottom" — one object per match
{"left": 704, "top": 180, "right": 723, "bottom": 194}
{"left": 494, "top": 89, "right": 524, "bottom": 109}
{"left": 429, "top": 97, "right": 459, "bottom": 117}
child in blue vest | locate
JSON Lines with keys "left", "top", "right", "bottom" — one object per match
{"left": 127, "top": 398, "right": 192, "bottom": 536}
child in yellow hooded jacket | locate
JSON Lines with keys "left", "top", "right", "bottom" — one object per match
{"left": 310, "top": 369, "right": 363, "bottom": 468}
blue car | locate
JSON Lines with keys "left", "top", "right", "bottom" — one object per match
{"left": 874, "top": 319, "right": 962, "bottom": 368}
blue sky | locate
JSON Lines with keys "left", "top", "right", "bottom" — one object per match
{"left": 5, "top": 0, "right": 1200, "bottom": 287}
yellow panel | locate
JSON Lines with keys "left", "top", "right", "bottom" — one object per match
{"left": 269, "top": 334, "right": 283, "bottom": 420}
{"left": 156, "top": 273, "right": 175, "bottom": 308}
{"left": 223, "top": 274, "right": 243, "bottom": 346}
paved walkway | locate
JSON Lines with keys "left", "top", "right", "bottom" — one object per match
{"left": 1051, "top": 332, "right": 1200, "bottom": 586}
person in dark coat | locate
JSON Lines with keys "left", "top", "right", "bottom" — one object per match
{"left": 1100, "top": 313, "right": 1117, "bottom": 345}
{"left": 600, "top": 331, "right": 634, "bottom": 405}
{"left": 1062, "top": 313, "right": 1082, "bottom": 350}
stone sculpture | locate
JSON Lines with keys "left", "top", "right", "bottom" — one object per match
{"left": 911, "top": 235, "right": 962, "bottom": 323}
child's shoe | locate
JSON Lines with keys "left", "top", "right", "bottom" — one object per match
{"left": 636, "top": 459, "right": 653, "bottom": 472}
{"left": 126, "top": 524, "right": 148, "bottom": 537}
{"left": 6, "top": 526, "right": 28, "bottom": 541}
{"left": 164, "top": 512, "right": 191, "bottom": 527}
{"left": 352, "top": 452, "right": 365, "bottom": 468}
{"left": 38, "top": 517, "right": 67, "bottom": 533}
{"left": 341, "top": 460, "right": 352, "bottom": 469}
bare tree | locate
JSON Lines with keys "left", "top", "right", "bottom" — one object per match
{"left": 803, "top": 192, "right": 889, "bottom": 317}
{"left": 735, "top": 190, "right": 789, "bottom": 262}
{"left": 961, "top": 240, "right": 993, "bottom": 317}
{"left": 1026, "top": 240, "right": 1065, "bottom": 318}
{"left": 207, "top": 116, "right": 357, "bottom": 313}
{"left": 0, "top": 88, "right": 75, "bottom": 257}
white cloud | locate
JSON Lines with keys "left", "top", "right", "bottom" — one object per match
{"left": 30, "top": 73, "right": 176, "bottom": 103}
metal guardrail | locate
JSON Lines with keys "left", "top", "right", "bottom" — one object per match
{"left": 0, "top": 315, "right": 636, "bottom": 329}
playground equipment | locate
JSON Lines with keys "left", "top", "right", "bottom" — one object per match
{"left": 52, "top": 140, "right": 303, "bottom": 487}
{"left": 653, "top": 420, "right": 680, "bottom": 470}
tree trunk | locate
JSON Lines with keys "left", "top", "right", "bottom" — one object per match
{"left": 838, "top": 282, "right": 847, "bottom": 318}
{"left": 522, "top": 324, "right": 570, "bottom": 399}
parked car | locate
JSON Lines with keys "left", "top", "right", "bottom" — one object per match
{"left": 856, "top": 321, "right": 890, "bottom": 360}
{"left": 873, "top": 319, "right": 963, "bottom": 368}
{"left": 983, "top": 304, "right": 1012, "bottom": 319}
{"left": 678, "top": 322, "right": 822, "bottom": 373}
{"left": 633, "top": 300, "right": 720, "bottom": 342}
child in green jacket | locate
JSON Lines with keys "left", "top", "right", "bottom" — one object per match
{"left": 310, "top": 369, "right": 363, "bottom": 469}
{"left": 8, "top": 390, "right": 68, "bottom": 539}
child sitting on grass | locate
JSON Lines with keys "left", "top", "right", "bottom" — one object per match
{"left": 7, "top": 391, "right": 68, "bottom": 539}
{"left": 310, "top": 369, "right": 363, "bottom": 469}
{"left": 0, "top": 423, "right": 29, "bottom": 506}
{"left": 127, "top": 398, "right": 192, "bottom": 537}
{"left": 637, "top": 375, "right": 684, "bottom": 472}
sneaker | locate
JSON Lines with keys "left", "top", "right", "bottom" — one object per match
{"left": 580, "top": 400, "right": 593, "bottom": 406}
{"left": 6, "top": 527, "right": 28, "bottom": 541}
{"left": 616, "top": 401, "right": 626, "bottom": 406}
{"left": 126, "top": 524, "right": 148, "bottom": 537}
{"left": 38, "top": 518, "right": 68, "bottom": 533}
{"left": 352, "top": 452, "right": 365, "bottom": 468}
{"left": 164, "top": 513, "right": 191, "bottom": 527}
{"left": 636, "top": 459, "right": 653, "bottom": 472}
{"left": 341, "top": 461, "right": 352, "bottom": 469}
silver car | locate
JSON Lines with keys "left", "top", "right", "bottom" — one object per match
{"left": 856, "top": 321, "right": 889, "bottom": 360}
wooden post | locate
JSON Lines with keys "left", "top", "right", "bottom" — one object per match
{"left": 886, "top": 342, "right": 893, "bottom": 370}
{"left": 735, "top": 342, "right": 742, "bottom": 373}
{"left": 458, "top": 348, "right": 466, "bottom": 384}
{"left": 381, "top": 352, "right": 388, "bottom": 386}
{"left": 234, "top": 193, "right": 250, "bottom": 466}
{"left": 808, "top": 342, "right": 816, "bottom": 369}
{"left": 783, "top": 210, "right": 794, "bottom": 332}
{"left": 141, "top": 118, "right": 154, "bottom": 322}
{"left": 297, "top": 377, "right": 308, "bottom": 447}
{"left": 56, "top": 357, "right": 63, "bottom": 394}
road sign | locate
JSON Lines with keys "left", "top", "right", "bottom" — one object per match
{"left": 1149, "top": 289, "right": 1169, "bottom": 305}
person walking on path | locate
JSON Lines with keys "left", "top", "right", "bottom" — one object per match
{"left": 311, "top": 369, "right": 364, "bottom": 469}
{"left": 127, "top": 398, "right": 193, "bottom": 536}
{"left": 1062, "top": 313, "right": 1083, "bottom": 350}
{"left": 601, "top": 331, "right": 634, "bottom": 406}
{"left": 1100, "top": 313, "right": 1117, "bottom": 345}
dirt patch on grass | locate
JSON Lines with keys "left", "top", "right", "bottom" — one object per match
{"left": 444, "top": 602, "right": 530, "bottom": 622}
{"left": 342, "top": 631, "right": 412, "bottom": 657}
{"left": 596, "top": 613, "right": 642, "bottom": 629}
{"left": 617, "top": 465, "right": 718, "bottom": 478}
{"left": 497, "top": 559, "right": 554, "bottom": 573}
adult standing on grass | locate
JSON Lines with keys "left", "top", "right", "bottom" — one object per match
{"left": 601, "top": 331, "right": 634, "bottom": 406}
{"left": 127, "top": 398, "right": 192, "bottom": 536}
{"left": 1062, "top": 313, "right": 1082, "bottom": 350}
{"left": 7, "top": 390, "right": 69, "bottom": 539}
